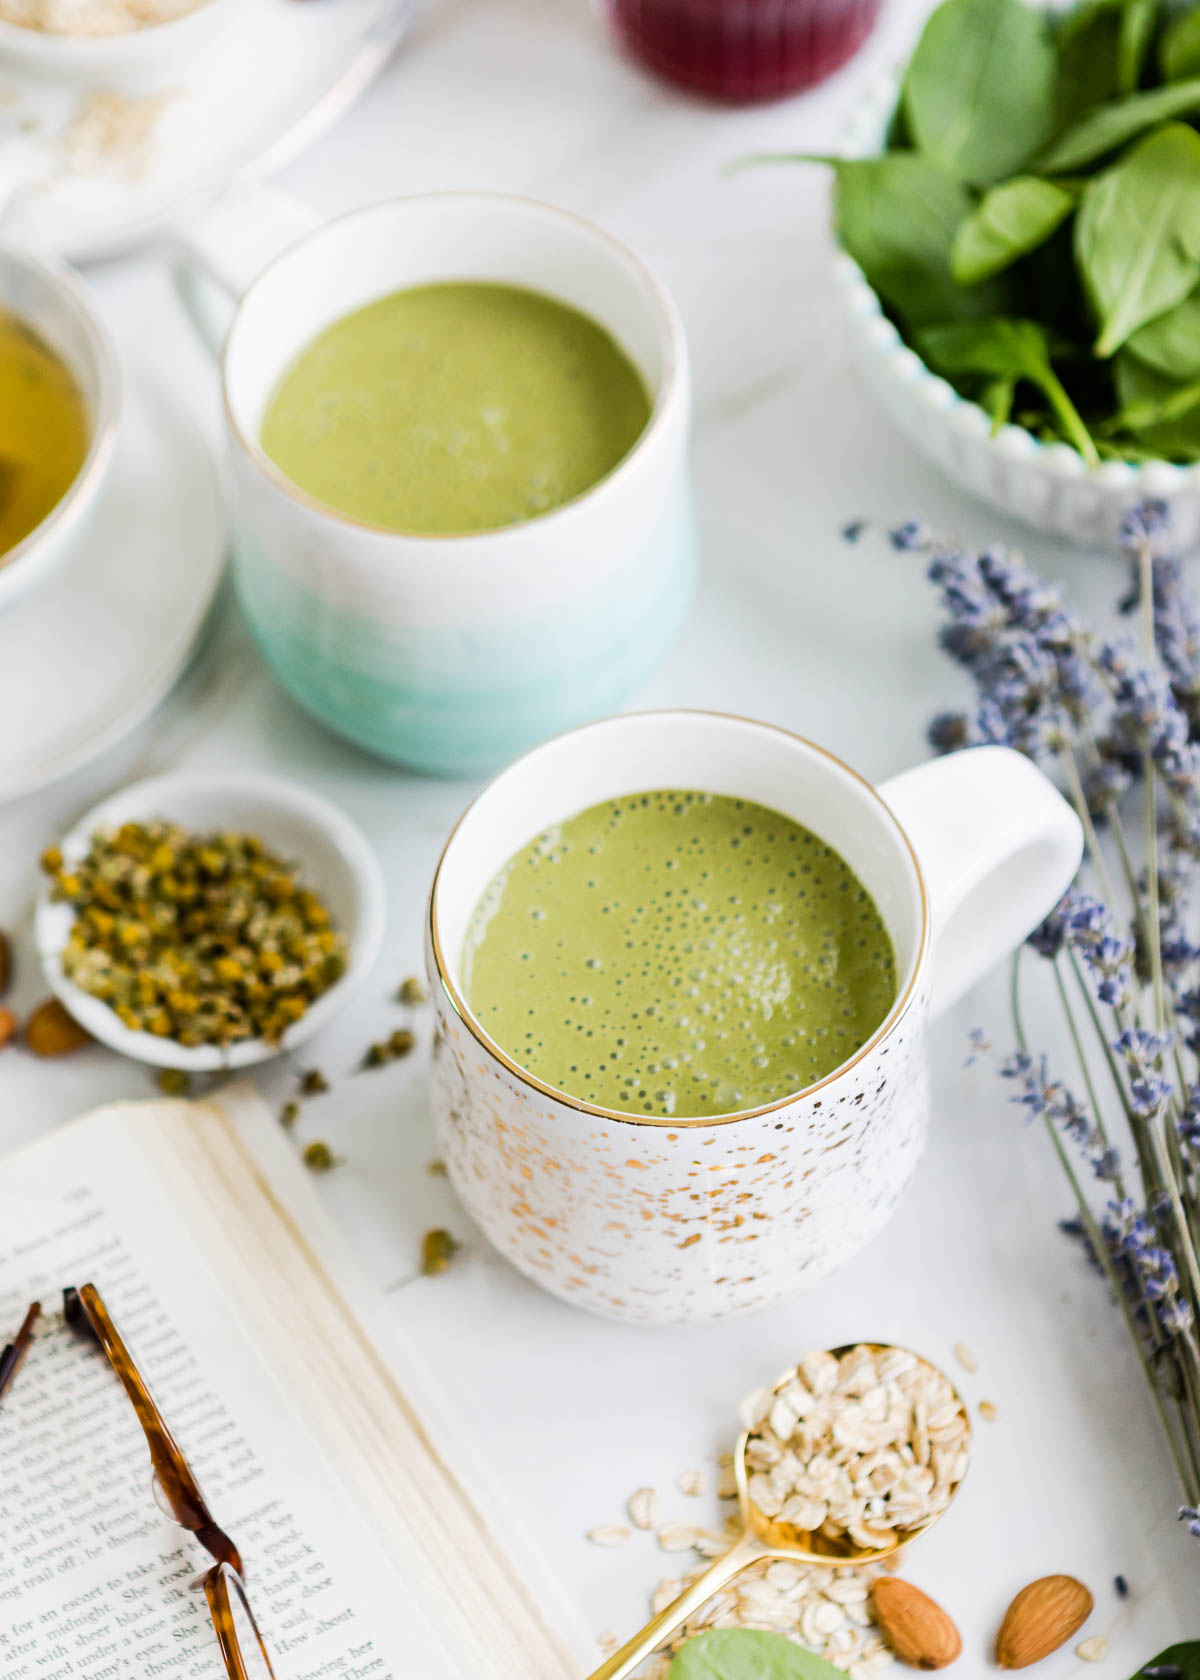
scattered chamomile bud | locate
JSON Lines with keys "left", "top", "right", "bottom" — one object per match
{"left": 298, "top": 1067, "right": 329, "bottom": 1096}
{"left": 421, "top": 1228, "right": 460, "bottom": 1275}
{"left": 389, "top": 1027, "right": 415, "bottom": 1057}
{"left": 302, "top": 1141, "right": 342, "bottom": 1173}
{"left": 361, "top": 1027, "right": 416, "bottom": 1070}
{"left": 156, "top": 1068, "right": 191, "bottom": 1097}
{"left": 280, "top": 1101, "right": 300, "bottom": 1129}
{"left": 397, "top": 976, "right": 428, "bottom": 1006}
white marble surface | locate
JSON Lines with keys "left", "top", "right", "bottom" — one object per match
{"left": 2, "top": 0, "right": 1197, "bottom": 1671}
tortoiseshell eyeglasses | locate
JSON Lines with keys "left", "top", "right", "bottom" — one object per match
{"left": 0, "top": 1284, "right": 277, "bottom": 1680}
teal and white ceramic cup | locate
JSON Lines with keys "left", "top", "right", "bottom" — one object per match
{"left": 175, "top": 190, "right": 695, "bottom": 777}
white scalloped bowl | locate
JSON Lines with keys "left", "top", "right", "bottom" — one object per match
{"left": 836, "top": 71, "right": 1200, "bottom": 549}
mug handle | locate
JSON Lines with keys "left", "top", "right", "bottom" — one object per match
{"left": 171, "top": 183, "right": 322, "bottom": 358}
{"left": 878, "top": 745, "right": 1083, "bottom": 1020}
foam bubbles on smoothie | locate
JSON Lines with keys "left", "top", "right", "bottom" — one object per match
{"left": 462, "top": 790, "right": 897, "bottom": 1119}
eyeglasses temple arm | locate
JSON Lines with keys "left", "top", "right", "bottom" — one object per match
{"left": 0, "top": 1303, "right": 42, "bottom": 1404}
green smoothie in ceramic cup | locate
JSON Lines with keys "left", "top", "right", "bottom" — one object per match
{"left": 426, "top": 709, "right": 1083, "bottom": 1324}
{"left": 174, "top": 190, "right": 693, "bottom": 776}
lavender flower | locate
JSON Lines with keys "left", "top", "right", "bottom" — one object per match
{"left": 916, "top": 499, "right": 1200, "bottom": 1533}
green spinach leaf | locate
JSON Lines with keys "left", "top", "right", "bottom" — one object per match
{"left": 901, "top": 0, "right": 1057, "bottom": 184}
{"left": 1114, "top": 349, "right": 1200, "bottom": 452}
{"left": 1117, "top": 0, "right": 1159, "bottom": 91}
{"left": 918, "top": 316, "right": 1099, "bottom": 461}
{"left": 1055, "top": 0, "right": 1123, "bottom": 124}
{"left": 829, "top": 155, "right": 1002, "bottom": 329}
{"left": 670, "top": 1630, "right": 847, "bottom": 1680}
{"left": 1127, "top": 1642, "right": 1200, "bottom": 1679}
{"left": 952, "top": 177, "right": 1077, "bottom": 282}
{"left": 1160, "top": 5, "right": 1200, "bottom": 79}
{"left": 1126, "top": 287, "right": 1200, "bottom": 375}
{"left": 1076, "top": 122, "right": 1200, "bottom": 355}
{"left": 1036, "top": 75, "right": 1200, "bottom": 171}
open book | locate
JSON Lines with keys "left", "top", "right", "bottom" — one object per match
{"left": 0, "top": 1086, "right": 583, "bottom": 1678}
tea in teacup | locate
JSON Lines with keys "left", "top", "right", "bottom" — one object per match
{"left": 463, "top": 789, "right": 897, "bottom": 1118}
{"left": 0, "top": 308, "right": 88, "bottom": 562}
{"left": 259, "top": 281, "right": 651, "bottom": 535}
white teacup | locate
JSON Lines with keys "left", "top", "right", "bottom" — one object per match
{"left": 174, "top": 188, "right": 694, "bottom": 777}
{"left": 0, "top": 241, "right": 119, "bottom": 615}
{"left": 426, "top": 711, "right": 1083, "bottom": 1325}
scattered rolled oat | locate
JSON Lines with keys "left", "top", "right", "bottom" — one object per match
{"left": 587, "top": 1525, "right": 631, "bottom": 1547}
{"left": 716, "top": 1464, "right": 739, "bottom": 1499}
{"left": 953, "top": 1343, "right": 978, "bottom": 1373}
{"left": 596, "top": 1632, "right": 619, "bottom": 1655}
{"left": 658, "top": 1524, "right": 705, "bottom": 1553}
{"left": 679, "top": 1468, "right": 705, "bottom": 1497}
{"left": 628, "top": 1488, "right": 662, "bottom": 1530}
{"left": 978, "top": 1399, "right": 998, "bottom": 1421}
{"left": 1076, "top": 1635, "right": 1109, "bottom": 1662}
{"left": 739, "top": 1346, "right": 970, "bottom": 1553}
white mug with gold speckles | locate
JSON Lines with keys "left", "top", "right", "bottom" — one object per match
{"left": 426, "top": 711, "right": 1082, "bottom": 1325}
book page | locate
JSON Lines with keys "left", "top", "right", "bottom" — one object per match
{"left": 0, "top": 1102, "right": 558, "bottom": 1680}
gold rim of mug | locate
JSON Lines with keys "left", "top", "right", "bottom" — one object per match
{"left": 427, "top": 709, "right": 931, "bottom": 1130}
{"left": 219, "top": 191, "right": 685, "bottom": 543}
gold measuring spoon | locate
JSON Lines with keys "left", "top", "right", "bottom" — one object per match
{"left": 587, "top": 1344, "right": 971, "bottom": 1680}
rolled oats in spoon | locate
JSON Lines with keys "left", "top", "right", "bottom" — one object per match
{"left": 587, "top": 1344, "right": 970, "bottom": 1680}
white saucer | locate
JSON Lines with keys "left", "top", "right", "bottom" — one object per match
{"left": 1, "top": 0, "right": 417, "bottom": 261}
{"left": 0, "top": 359, "right": 226, "bottom": 803}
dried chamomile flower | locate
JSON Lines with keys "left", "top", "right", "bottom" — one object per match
{"left": 397, "top": 976, "right": 428, "bottom": 1006}
{"left": 421, "top": 1228, "right": 460, "bottom": 1275}
{"left": 42, "top": 821, "right": 347, "bottom": 1049}
{"left": 279, "top": 1101, "right": 300, "bottom": 1129}
{"left": 362, "top": 1027, "right": 415, "bottom": 1069}
{"left": 302, "top": 1141, "right": 342, "bottom": 1174}
{"left": 156, "top": 1068, "right": 191, "bottom": 1096}
{"left": 298, "top": 1067, "right": 329, "bottom": 1096}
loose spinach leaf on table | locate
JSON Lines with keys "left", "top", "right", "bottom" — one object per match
{"left": 1128, "top": 1642, "right": 1200, "bottom": 1679}
{"left": 901, "top": 0, "right": 1058, "bottom": 184}
{"left": 1126, "top": 287, "right": 1200, "bottom": 377}
{"left": 829, "top": 155, "right": 1007, "bottom": 329}
{"left": 670, "top": 1630, "right": 847, "bottom": 1680}
{"left": 952, "top": 176, "right": 1077, "bottom": 283}
{"left": 1076, "top": 122, "right": 1200, "bottom": 355}
{"left": 1160, "top": 5, "right": 1200, "bottom": 80}
{"left": 1036, "top": 74, "right": 1200, "bottom": 171}
{"left": 918, "top": 317, "right": 1099, "bottom": 462}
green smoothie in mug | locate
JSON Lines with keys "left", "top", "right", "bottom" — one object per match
{"left": 259, "top": 281, "right": 651, "bottom": 535}
{"left": 463, "top": 789, "right": 897, "bottom": 1118}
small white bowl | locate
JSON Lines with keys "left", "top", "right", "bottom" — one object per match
{"left": 0, "top": 0, "right": 239, "bottom": 78}
{"left": 0, "top": 240, "right": 120, "bottom": 616}
{"left": 835, "top": 71, "right": 1200, "bottom": 549}
{"left": 35, "top": 772, "right": 387, "bottom": 1071}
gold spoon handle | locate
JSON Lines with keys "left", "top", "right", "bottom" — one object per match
{"left": 584, "top": 1533, "right": 768, "bottom": 1680}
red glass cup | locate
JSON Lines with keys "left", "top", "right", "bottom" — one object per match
{"left": 605, "top": 0, "right": 881, "bottom": 103}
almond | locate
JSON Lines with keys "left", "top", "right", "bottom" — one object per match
{"left": 0, "top": 1006, "right": 16, "bottom": 1051}
{"left": 25, "top": 998, "right": 90, "bottom": 1058}
{"left": 872, "top": 1577, "right": 962, "bottom": 1670}
{"left": 996, "top": 1576, "right": 1093, "bottom": 1669}
{"left": 0, "top": 929, "right": 10, "bottom": 996}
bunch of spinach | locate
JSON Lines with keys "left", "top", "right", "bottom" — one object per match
{"left": 768, "top": 0, "right": 1200, "bottom": 466}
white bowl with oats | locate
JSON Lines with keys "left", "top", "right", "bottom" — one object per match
{"left": 0, "top": 0, "right": 239, "bottom": 75}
